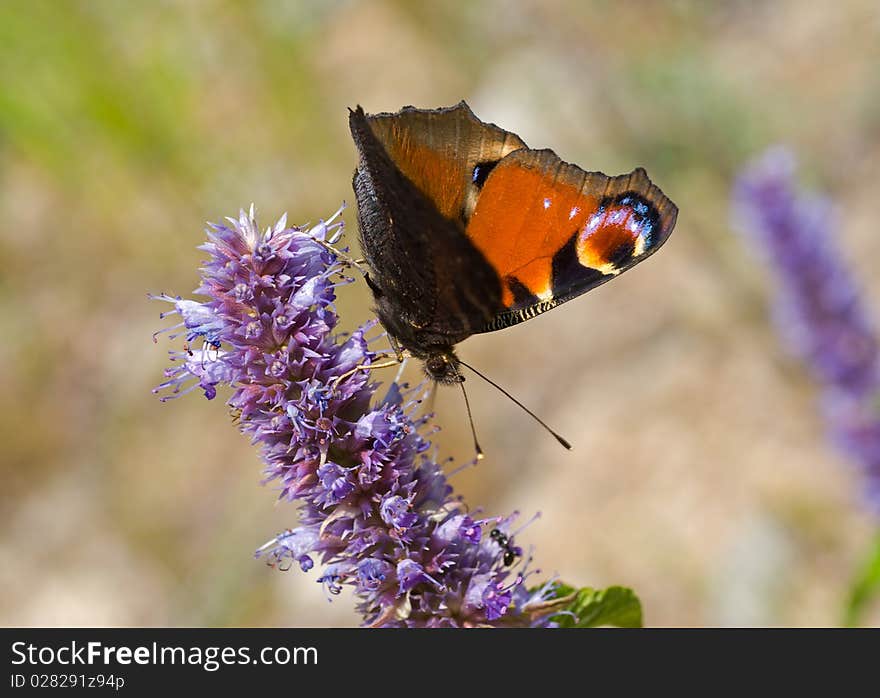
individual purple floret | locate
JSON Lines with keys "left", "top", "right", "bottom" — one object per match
{"left": 153, "top": 204, "right": 563, "bottom": 626}
{"left": 732, "top": 147, "right": 880, "bottom": 510}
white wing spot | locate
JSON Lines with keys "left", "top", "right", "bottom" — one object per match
{"left": 543, "top": 197, "right": 552, "bottom": 209}
{"left": 568, "top": 206, "right": 580, "bottom": 219}
{"left": 608, "top": 209, "right": 627, "bottom": 225}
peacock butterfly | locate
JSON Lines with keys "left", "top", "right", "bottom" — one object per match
{"left": 348, "top": 101, "right": 677, "bottom": 445}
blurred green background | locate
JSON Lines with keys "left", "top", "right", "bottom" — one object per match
{"left": 2, "top": 0, "right": 879, "bottom": 627}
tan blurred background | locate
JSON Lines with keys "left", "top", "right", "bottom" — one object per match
{"left": 2, "top": 0, "right": 879, "bottom": 627}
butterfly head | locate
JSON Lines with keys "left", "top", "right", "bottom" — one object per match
{"left": 422, "top": 348, "right": 463, "bottom": 385}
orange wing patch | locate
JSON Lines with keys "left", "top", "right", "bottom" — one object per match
{"left": 365, "top": 103, "right": 526, "bottom": 223}
{"left": 465, "top": 155, "right": 599, "bottom": 307}
{"left": 466, "top": 152, "right": 676, "bottom": 310}
{"left": 381, "top": 138, "right": 466, "bottom": 221}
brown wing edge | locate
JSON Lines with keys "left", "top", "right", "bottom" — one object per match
{"left": 360, "top": 101, "right": 527, "bottom": 149}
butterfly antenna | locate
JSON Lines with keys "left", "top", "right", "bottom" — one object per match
{"left": 458, "top": 360, "right": 572, "bottom": 450}
{"left": 456, "top": 376, "right": 484, "bottom": 461}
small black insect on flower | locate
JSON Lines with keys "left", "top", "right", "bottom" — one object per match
{"left": 490, "top": 528, "right": 522, "bottom": 568}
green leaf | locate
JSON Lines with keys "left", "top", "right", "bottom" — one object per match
{"left": 843, "top": 530, "right": 880, "bottom": 627}
{"left": 546, "top": 584, "right": 643, "bottom": 628}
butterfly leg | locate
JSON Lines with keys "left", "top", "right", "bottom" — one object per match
{"left": 310, "top": 236, "right": 371, "bottom": 277}
{"left": 329, "top": 353, "right": 407, "bottom": 393}
{"left": 388, "top": 335, "right": 407, "bottom": 362}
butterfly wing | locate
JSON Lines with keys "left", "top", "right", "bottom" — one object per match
{"left": 362, "top": 102, "right": 527, "bottom": 225}
{"left": 463, "top": 149, "right": 678, "bottom": 332}
{"left": 350, "top": 105, "right": 508, "bottom": 347}
{"left": 350, "top": 103, "right": 677, "bottom": 346}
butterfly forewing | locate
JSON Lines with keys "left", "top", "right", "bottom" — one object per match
{"left": 364, "top": 102, "right": 526, "bottom": 224}
{"left": 464, "top": 149, "right": 678, "bottom": 331}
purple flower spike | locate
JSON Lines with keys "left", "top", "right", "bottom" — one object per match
{"left": 153, "top": 204, "right": 565, "bottom": 626}
{"left": 733, "top": 147, "right": 880, "bottom": 511}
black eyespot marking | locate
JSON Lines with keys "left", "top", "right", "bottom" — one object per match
{"left": 601, "top": 192, "right": 661, "bottom": 235}
{"left": 607, "top": 238, "right": 636, "bottom": 267}
{"left": 472, "top": 160, "right": 500, "bottom": 189}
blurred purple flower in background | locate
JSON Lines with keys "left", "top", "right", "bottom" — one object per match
{"left": 152, "top": 205, "right": 573, "bottom": 627}
{"left": 732, "top": 147, "right": 880, "bottom": 511}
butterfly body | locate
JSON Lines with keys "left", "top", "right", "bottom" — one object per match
{"left": 349, "top": 102, "right": 677, "bottom": 384}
